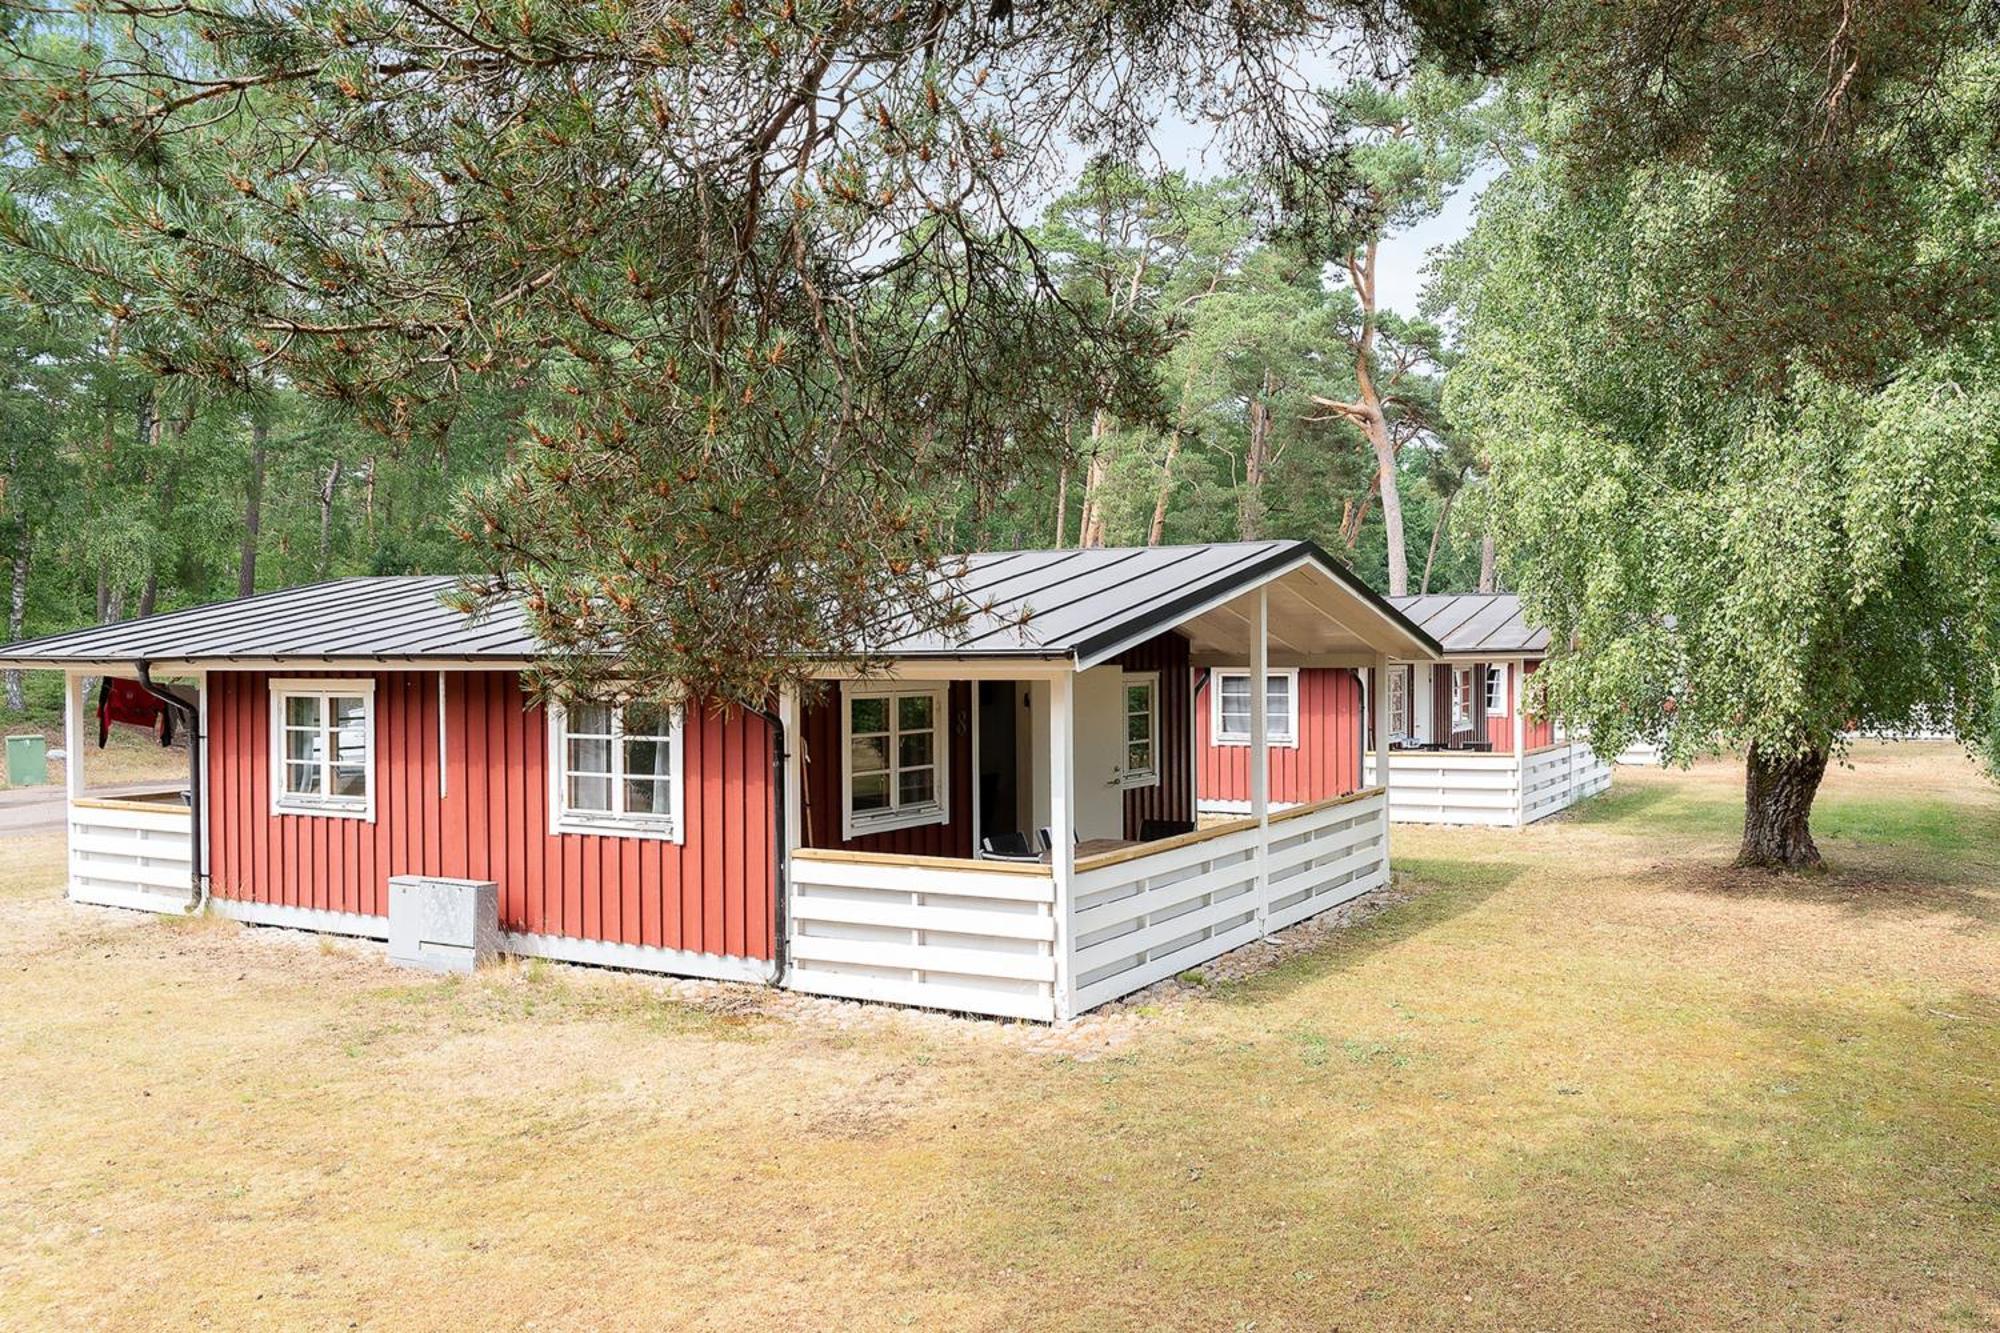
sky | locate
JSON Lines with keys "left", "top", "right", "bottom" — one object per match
{"left": 1130, "top": 85, "right": 1503, "bottom": 322}
{"left": 1370, "top": 162, "right": 1501, "bottom": 318}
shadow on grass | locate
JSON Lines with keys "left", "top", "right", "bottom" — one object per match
{"left": 1646, "top": 857, "right": 2000, "bottom": 931}
{"left": 1218, "top": 855, "right": 1528, "bottom": 1007}
{"left": 1566, "top": 781, "right": 1675, "bottom": 826}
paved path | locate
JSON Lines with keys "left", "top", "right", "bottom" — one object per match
{"left": 0, "top": 788, "right": 66, "bottom": 835}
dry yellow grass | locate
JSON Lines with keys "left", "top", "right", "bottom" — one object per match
{"left": 0, "top": 743, "right": 1994, "bottom": 1330}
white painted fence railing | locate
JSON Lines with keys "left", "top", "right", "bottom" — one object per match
{"left": 1614, "top": 739, "right": 1664, "bottom": 766}
{"left": 1522, "top": 742, "right": 1612, "bottom": 823}
{"left": 1067, "top": 820, "right": 1263, "bottom": 1016}
{"left": 68, "top": 794, "right": 196, "bottom": 914}
{"left": 1264, "top": 791, "right": 1389, "bottom": 931}
{"left": 1364, "top": 751, "right": 1521, "bottom": 827}
{"left": 787, "top": 789, "right": 1392, "bottom": 1022}
{"left": 1361, "top": 743, "right": 1613, "bottom": 827}
{"left": 786, "top": 849, "right": 1060, "bottom": 1022}
{"left": 1067, "top": 790, "right": 1388, "bottom": 1015}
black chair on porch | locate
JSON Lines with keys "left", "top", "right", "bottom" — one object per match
{"left": 979, "top": 831, "right": 1041, "bottom": 863}
{"left": 1138, "top": 818, "right": 1195, "bottom": 842}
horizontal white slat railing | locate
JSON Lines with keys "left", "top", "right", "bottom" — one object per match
{"left": 1067, "top": 820, "right": 1264, "bottom": 1015}
{"left": 1522, "top": 742, "right": 1611, "bottom": 823}
{"left": 1063, "top": 788, "right": 1390, "bottom": 1016}
{"left": 1263, "top": 791, "right": 1388, "bottom": 931}
{"left": 1365, "top": 751, "right": 1522, "bottom": 826}
{"left": 68, "top": 795, "right": 196, "bottom": 914}
{"left": 786, "top": 849, "right": 1059, "bottom": 1022}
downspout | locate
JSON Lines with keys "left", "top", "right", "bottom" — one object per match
{"left": 751, "top": 703, "right": 788, "bottom": 985}
{"left": 1192, "top": 667, "right": 1213, "bottom": 821}
{"left": 136, "top": 661, "right": 204, "bottom": 908}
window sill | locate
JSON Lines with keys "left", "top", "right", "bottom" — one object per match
{"left": 552, "top": 814, "right": 684, "bottom": 844}
{"left": 1212, "top": 735, "right": 1300, "bottom": 750}
{"left": 1119, "top": 771, "right": 1160, "bottom": 790}
{"left": 845, "top": 805, "right": 947, "bottom": 839}
{"left": 272, "top": 800, "right": 373, "bottom": 822}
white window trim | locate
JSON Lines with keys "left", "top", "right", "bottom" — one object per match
{"left": 269, "top": 678, "right": 376, "bottom": 822}
{"left": 1452, "top": 666, "right": 1475, "bottom": 733}
{"left": 1485, "top": 664, "right": 1507, "bottom": 715}
{"left": 841, "top": 680, "right": 951, "bottom": 840}
{"left": 547, "top": 697, "right": 686, "bottom": 843}
{"left": 1119, "top": 671, "right": 1161, "bottom": 790}
{"left": 1211, "top": 667, "right": 1300, "bottom": 748}
{"left": 1389, "top": 663, "right": 1411, "bottom": 739}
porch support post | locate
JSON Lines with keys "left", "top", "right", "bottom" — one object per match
{"left": 63, "top": 670, "right": 85, "bottom": 800}
{"left": 1373, "top": 652, "right": 1393, "bottom": 848}
{"left": 1049, "top": 670, "right": 1076, "bottom": 1020}
{"left": 778, "top": 683, "right": 805, "bottom": 982}
{"left": 62, "top": 670, "right": 83, "bottom": 901}
{"left": 1512, "top": 662, "right": 1528, "bottom": 828}
{"left": 1250, "top": 588, "right": 1270, "bottom": 933}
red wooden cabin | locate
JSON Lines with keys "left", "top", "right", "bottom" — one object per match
{"left": 1194, "top": 594, "right": 1612, "bottom": 827}
{"left": 3, "top": 542, "right": 1443, "bottom": 1020}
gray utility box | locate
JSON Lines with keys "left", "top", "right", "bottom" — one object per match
{"left": 388, "top": 876, "right": 500, "bottom": 974}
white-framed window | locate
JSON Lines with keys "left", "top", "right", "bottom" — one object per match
{"left": 1451, "top": 666, "right": 1475, "bottom": 732}
{"left": 1486, "top": 664, "right": 1507, "bottom": 715}
{"left": 270, "top": 679, "right": 375, "bottom": 820}
{"left": 1388, "top": 664, "right": 1411, "bottom": 738}
{"left": 548, "top": 698, "right": 684, "bottom": 841}
{"left": 1212, "top": 668, "right": 1298, "bottom": 747}
{"left": 842, "top": 681, "right": 949, "bottom": 838}
{"left": 1121, "top": 672, "right": 1160, "bottom": 788}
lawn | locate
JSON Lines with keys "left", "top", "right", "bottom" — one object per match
{"left": 1, "top": 743, "right": 1994, "bottom": 1330}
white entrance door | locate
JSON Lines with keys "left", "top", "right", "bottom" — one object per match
{"left": 1071, "top": 666, "right": 1128, "bottom": 841}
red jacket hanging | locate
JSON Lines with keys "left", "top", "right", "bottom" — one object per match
{"left": 97, "top": 678, "right": 177, "bottom": 749}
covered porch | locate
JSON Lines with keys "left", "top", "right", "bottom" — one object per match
{"left": 54, "top": 668, "right": 204, "bottom": 914}
{"left": 1368, "top": 659, "right": 1611, "bottom": 826}
{"left": 776, "top": 542, "right": 1438, "bottom": 1021}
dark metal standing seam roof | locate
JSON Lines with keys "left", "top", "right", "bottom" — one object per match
{"left": 0, "top": 541, "right": 1441, "bottom": 668}
{"left": 1386, "top": 594, "right": 1548, "bottom": 655}
{"left": 0, "top": 576, "right": 540, "bottom": 665}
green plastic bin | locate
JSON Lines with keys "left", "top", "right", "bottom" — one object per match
{"left": 6, "top": 734, "right": 48, "bottom": 787}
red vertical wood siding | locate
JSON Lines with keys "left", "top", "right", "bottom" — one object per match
{"left": 1116, "top": 631, "right": 1194, "bottom": 838}
{"left": 798, "top": 680, "right": 975, "bottom": 856}
{"left": 205, "top": 670, "right": 774, "bottom": 961}
{"left": 1432, "top": 661, "right": 1498, "bottom": 751}
{"left": 1195, "top": 666, "right": 1363, "bottom": 806}
{"left": 1521, "top": 659, "right": 1554, "bottom": 750}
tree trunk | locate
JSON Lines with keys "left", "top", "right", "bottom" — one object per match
{"left": 1347, "top": 239, "right": 1409, "bottom": 595}
{"left": 315, "top": 458, "right": 343, "bottom": 578}
{"left": 1477, "top": 531, "right": 1498, "bottom": 593}
{"left": 1736, "top": 742, "right": 1830, "bottom": 870}
{"left": 1371, "top": 423, "right": 1409, "bottom": 595}
{"left": 1076, "top": 410, "right": 1110, "bottom": 548}
{"left": 1420, "top": 490, "right": 1454, "bottom": 595}
{"left": 1052, "top": 461, "right": 1069, "bottom": 549}
{"left": 1147, "top": 431, "right": 1181, "bottom": 546}
{"left": 1239, "top": 369, "right": 1275, "bottom": 541}
{"left": 240, "top": 412, "right": 267, "bottom": 596}
{"left": 4, "top": 541, "right": 26, "bottom": 712}
{"left": 1148, "top": 363, "right": 1197, "bottom": 546}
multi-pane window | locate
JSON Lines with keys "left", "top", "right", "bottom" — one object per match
{"left": 844, "top": 683, "right": 948, "bottom": 836}
{"left": 1389, "top": 664, "right": 1411, "bottom": 738}
{"left": 552, "top": 699, "right": 682, "bottom": 839}
{"left": 1485, "top": 665, "right": 1507, "bottom": 714}
{"left": 1121, "top": 673, "right": 1158, "bottom": 788}
{"left": 1214, "top": 669, "right": 1297, "bottom": 746}
{"left": 1452, "top": 666, "right": 1475, "bottom": 731}
{"left": 271, "top": 681, "right": 373, "bottom": 818}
